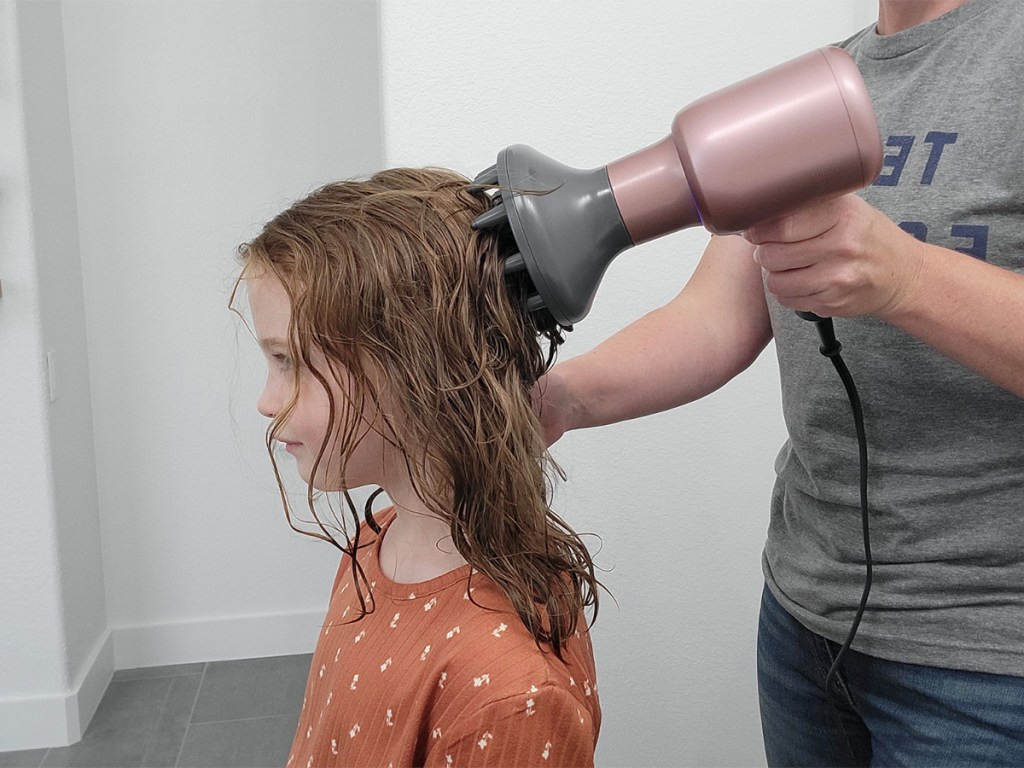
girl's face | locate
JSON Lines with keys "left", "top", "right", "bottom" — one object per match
{"left": 247, "top": 269, "right": 390, "bottom": 492}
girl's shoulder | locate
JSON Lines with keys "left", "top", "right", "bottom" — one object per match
{"left": 426, "top": 574, "right": 598, "bottom": 701}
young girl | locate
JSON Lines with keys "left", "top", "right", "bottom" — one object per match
{"left": 234, "top": 168, "right": 601, "bottom": 767}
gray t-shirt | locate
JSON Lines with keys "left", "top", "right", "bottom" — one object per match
{"left": 763, "top": 0, "right": 1024, "bottom": 676}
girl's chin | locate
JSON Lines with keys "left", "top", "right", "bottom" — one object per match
{"left": 294, "top": 461, "right": 378, "bottom": 494}
{"left": 305, "top": 475, "right": 367, "bottom": 494}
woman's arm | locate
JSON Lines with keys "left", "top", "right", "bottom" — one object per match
{"left": 537, "top": 234, "right": 773, "bottom": 444}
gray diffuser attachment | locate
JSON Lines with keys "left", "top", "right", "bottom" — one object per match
{"left": 472, "top": 144, "right": 634, "bottom": 327}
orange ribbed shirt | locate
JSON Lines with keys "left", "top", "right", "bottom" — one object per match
{"left": 286, "top": 508, "right": 601, "bottom": 768}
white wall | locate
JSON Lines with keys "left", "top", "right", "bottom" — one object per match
{"left": 61, "top": 0, "right": 383, "bottom": 657}
{"left": 379, "top": 2, "right": 877, "bottom": 766}
{"left": 1, "top": 0, "right": 382, "bottom": 751}
{"left": 0, "top": 0, "right": 110, "bottom": 749}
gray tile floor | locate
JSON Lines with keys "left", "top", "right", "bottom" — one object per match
{"left": 0, "top": 654, "right": 311, "bottom": 768}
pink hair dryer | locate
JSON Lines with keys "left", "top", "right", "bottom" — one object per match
{"left": 472, "top": 46, "right": 883, "bottom": 327}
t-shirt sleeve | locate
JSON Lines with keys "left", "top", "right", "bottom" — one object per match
{"left": 423, "top": 683, "right": 596, "bottom": 768}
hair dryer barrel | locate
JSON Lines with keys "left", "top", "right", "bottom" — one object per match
{"left": 607, "top": 46, "right": 883, "bottom": 242}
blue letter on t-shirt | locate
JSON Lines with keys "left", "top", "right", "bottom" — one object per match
{"left": 951, "top": 224, "right": 988, "bottom": 260}
{"left": 874, "top": 135, "right": 915, "bottom": 186}
{"left": 920, "top": 132, "right": 958, "bottom": 185}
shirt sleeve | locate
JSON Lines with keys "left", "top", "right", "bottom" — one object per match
{"left": 424, "top": 683, "right": 596, "bottom": 768}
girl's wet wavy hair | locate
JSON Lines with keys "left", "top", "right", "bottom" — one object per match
{"left": 232, "top": 168, "right": 599, "bottom": 655}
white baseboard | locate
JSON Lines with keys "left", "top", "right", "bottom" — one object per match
{"left": 0, "top": 611, "right": 321, "bottom": 752}
{"left": 111, "top": 608, "right": 323, "bottom": 669}
{"left": 0, "top": 630, "right": 114, "bottom": 751}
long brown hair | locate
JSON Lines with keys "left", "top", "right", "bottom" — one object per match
{"left": 233, "top": 168, "right": 599, "bottom": 654}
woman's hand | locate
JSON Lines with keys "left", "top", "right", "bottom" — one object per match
{"left": 744, "top": 193, "right": 926, "bottom": 321}
{"left": 532, "top": 369, "right": 572, "bottom": 447}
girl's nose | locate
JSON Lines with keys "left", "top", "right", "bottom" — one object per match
{"left": 257, "top": 379, "right": 277, "bottom": 419}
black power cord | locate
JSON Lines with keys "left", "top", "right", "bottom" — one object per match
{"left": 796, "top": 311, "right": 873, "bottom": 697}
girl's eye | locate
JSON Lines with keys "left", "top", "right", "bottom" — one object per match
{"left": 273, "top": 353, "right": 292, "bottom": 369}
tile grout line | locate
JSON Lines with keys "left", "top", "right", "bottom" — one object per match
{"left": 116, "top": 671, "right": 205, "bottom": 682}
{"left": 181, "top": 712, "right": 302, "bottom": 727}
{"left": 173, "top": 663, "right": 208, "bottom": 768}
{"left": 143, "top": 670, "right": 194, "bottom": 767}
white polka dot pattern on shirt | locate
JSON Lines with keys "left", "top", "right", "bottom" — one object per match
{"left": 289, "top": 539, "right": 599, "bottom": 768}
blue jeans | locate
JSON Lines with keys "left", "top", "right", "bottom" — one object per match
{"left": 757, "top": 584, "right": 1024, "bottom": 767}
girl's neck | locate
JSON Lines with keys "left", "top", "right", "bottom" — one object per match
{"left": 376, "top": 480, "right": 467, "bottom": 584}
